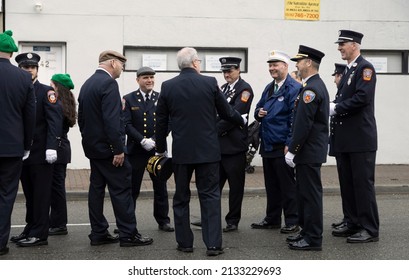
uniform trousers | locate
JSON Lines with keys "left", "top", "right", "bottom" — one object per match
{"left": 262, "top": 156, "right": 298, "bottom": 226}
{"left": 335, "top": 155, "right": 349, "bottom": 224}
{"left": 0, "top": 158, "right": 22, "bottom": 248}
{"left": 128, "top": 154, "right": 170, "bottom": 226}
{"left": 336, "top": 151, "right": 379, "bottom": 236}
{"left": 173, "top": 162, "right": 222, "bottom": 249}
{"left": 20, "top": 163, "right": 54, "bottom": 240}
{"left": 296, "top": 163, "right": 323, "bottom": 246}
{"left": 88, "top": 158, "right": 137, "bottom": 240}
{"left": 219, "top": 152, "right": 246, "bottom": 226}
{"left": 50, "top": 163, "right": 68, "bottom": 228}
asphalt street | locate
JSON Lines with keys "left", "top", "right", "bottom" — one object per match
{"left": 3, "top": 191, "right": 409, "bottom": 260}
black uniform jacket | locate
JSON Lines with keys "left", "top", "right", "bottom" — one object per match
{"left": 0, "top": 58, "right": 36, "bottom": 157}
{"left": 155, "top": 67, "right": 244, "bottom": 164}
{"left": 24, "top": 81, "right": 63, "bottom": 164}
{"left": 56, "top": 120, "right": 72, "bottom": 164}
{"left": 329, "top": 55, "right": 377, "bottom": 154}
{"left": 217, "top": 77, "right": 253, "bottom": 155}
{"left": 289, "top": 74, "right": 329, "bottom": 164}
{"left": 123, "top": 89, "right": 159, "bottom": 155}
{"left": 78, "top": 69, "right": 124, "bottom": 159}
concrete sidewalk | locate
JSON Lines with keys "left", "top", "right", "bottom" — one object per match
{"left": 41, "top": 164, "right": 409, "bottom": 200}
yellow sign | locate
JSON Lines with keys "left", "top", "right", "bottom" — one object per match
{"left": 285, "top": 0, "right": 320, "bottom": 21}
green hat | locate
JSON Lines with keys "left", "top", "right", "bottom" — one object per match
{"left": 51, "top": 73, "right": 75, "bottom": 90}
{"left": 0, "top": 30, "right": 19, "bottom": 53}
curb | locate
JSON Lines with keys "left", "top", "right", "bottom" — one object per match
{"left": 15, "top": 184, "right": 409, "bottom": 202}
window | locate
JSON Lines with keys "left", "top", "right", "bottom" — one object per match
{"left": 362, "top": 50, "right": 409, "bottom": 74}
{"left": 123, "top": 46, "right": 248, "bottom": 73}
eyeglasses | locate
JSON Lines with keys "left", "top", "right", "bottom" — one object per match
{"left": 112, "top": 59, "right": 125, "bottom": 69}
{"left": 194, "top": 59, "right": 202, "bottom": 63}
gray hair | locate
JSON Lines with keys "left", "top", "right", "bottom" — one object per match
{"left": 176, "top": 47, "right": 198, "bottom": 70}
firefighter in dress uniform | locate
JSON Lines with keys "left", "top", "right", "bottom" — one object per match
{"left": 122, "top": 66, "right": 174, "bottom": 232}
{"left": 217, "top": 57, "right": 254, "bottom": 232}
{"left": 11, "top": 52, "right": 63, "bottom": 247}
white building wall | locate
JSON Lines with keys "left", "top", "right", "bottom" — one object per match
{"left": 5, "top": 0, "right": 409, "bottom": 168}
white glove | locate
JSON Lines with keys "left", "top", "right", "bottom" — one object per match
{"left": 241, "top": 113, "right": 248, "bottom": 125}
{"left": 285, "top": 152, "right": 296, "bottom": 168}
{"left": 45, "top": 149, "right": 57, "bottom": 164}
{"left": 22, "top": 150, "right": 30, "bottom": 161}
{"left": 330, "top": 102, "right": 337, "bottom": 116}
{"left": 155, "top": 151, "right": 168, "bottom": 157}
{"left": 140, "top": 138, "right": 156, "bottom": 151}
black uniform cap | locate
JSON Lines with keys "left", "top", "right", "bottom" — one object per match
{"left": 15, "top": 52, "right": 41, "bottom": 67}
{"left": 332, "top": 63, "right": 347, "bottom": 76}
{"left": 219, "top": 57, "right": 241, "bottom": 71}
{"left": 290, "top": 45, "right": 325, "bottom": 64}
{"left": 335, "top": 30, "right": 364, "bottom": 44}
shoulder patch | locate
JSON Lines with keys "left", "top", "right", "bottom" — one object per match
{"left": 47, "top": 90, "right": 57, "bottom": 104}
{"left": 303, "top": 90, "right": 316, "bottom": 104}
{"left": 363, "top": 68, "right": 373, "bottom": 81}
{"left": 240, "top": 91, "right": 251, "bottom": 103}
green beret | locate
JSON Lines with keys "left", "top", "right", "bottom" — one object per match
{"left": 51, "top": 73, "right": 75, "bottom": 90}
{"left": 0, "top": 30, "right": 19, "bottom": 53}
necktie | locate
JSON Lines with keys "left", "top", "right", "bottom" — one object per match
{"left": 274, "top": 83, "right": 279, "bottom": 93}
{"left": 224, "top": 85, "right": 230, "bottom": 95}
{"left": 145, "top": 93, "right": 150, "bottom": 104}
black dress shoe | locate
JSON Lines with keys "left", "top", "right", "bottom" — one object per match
{"left": 347, "top": 230, "right": 379, "bottom": 243}
{"left": 159, "top": 223, "right": 175, "bottom": 232}
{"left": 49, "top": 227, "right": 68, "bottom": 236}
{"left": 120, "top": 233, "right": 153, "bottom": 247}
{"left": 177, "top": 245, "right": 194, "bottom": 253}
{"left": 113, "top": 228, "right": 120, "bottom": 234}
{"left": 251, "top": 220, "right": 281, "bottom": 229}
{"left": 16, "top": 237, "right": 48, "bottom": 247}
{"left": 223, "top": 224, "right": 238, "bottom": 232}
{"left": 280, "top": 225, "right": 300, "bottom": 234}
{"left": 286, "top": 233, "right": 303, "bottom": 243}
{"left": 89, "top": 233, "right": 119, "bottom": 246}
{"left": 191, "top": 220, "right": 202, "bottom": 227}
{"left": 0, "top": 247, "right": 9, "bottom": 256}
{"left": 10, "top": 233, "right": 27, "bottom": 243}
{"left": 331, "top": 220, "right": 346, "bottom": 228}
{"left": 332, "top": 224, "right": 360, "bottom": 237}
{"left": 206, "top": 247, "right": 224, "bottom": 256}
{"left": 288, "top": 239, "right": 322, "bottom": 251}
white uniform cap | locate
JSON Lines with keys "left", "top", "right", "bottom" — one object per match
{"left": 267, "top": 50, "right": 290, "bottom": 64}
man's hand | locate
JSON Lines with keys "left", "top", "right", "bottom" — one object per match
{"left": 23, "top": 150, "right": 30, "bottom": 161}
{"left": 258, "top": 108, "right": 268, "bottom": 118}
{"left": 141, "top": 138, "right": 156, "bottom": 151}
{"left": 285, "top": 152, "right": 296, "bottom": 168}
{"left": 112, "top": 152, "right": 125, "bottom": 167}
{"left": 155, "top": 151, "right": 168, "bottom": 157}
{"left": 45, "top": 149, "right": 57, "bottom": 164}
{"left": 241, "top": 113, "right": 248, "bottom": 125}
{"left": 330, "top": 102, "right": 337, "bottom": 116}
